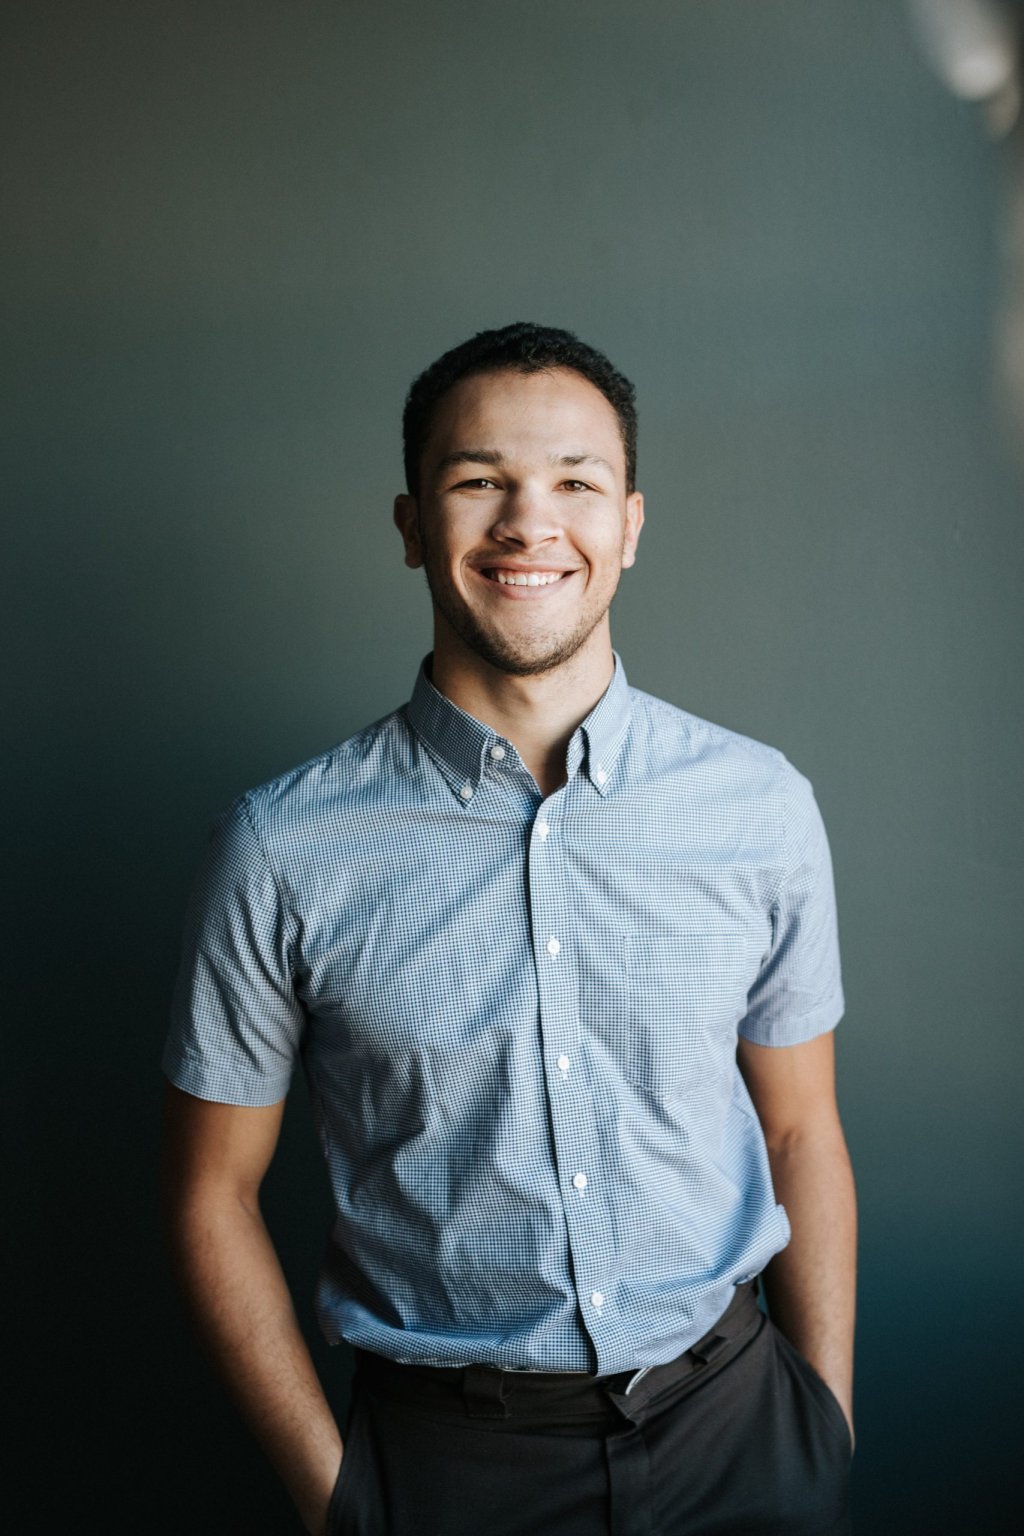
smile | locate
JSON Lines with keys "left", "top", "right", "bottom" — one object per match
{"left": 483, "top": 569, "right": 567, "bottom": 587}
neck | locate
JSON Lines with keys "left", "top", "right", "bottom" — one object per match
{"left": 430, "top": 628, "right": 615, "bottom": 797}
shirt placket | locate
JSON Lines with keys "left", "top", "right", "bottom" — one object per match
{"left": 528, "top": 781, "right": 615, "bottom": 1361}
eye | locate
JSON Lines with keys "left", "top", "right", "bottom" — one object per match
{"left": 561, "top": 479, "right": 593, "bottom": 493}
{"left": 455, "top": 477, "right": 498, "bottom": 490}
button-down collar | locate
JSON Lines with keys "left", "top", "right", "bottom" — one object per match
{"left": 575, "top": 654, "right": 633, "bottom": 796}
{"left": 406, "top": 654, "right": 633, "bottom": 802}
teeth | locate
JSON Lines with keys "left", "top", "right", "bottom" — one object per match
{"left": 493, "top": 570, "right": 564, "bottom": 586}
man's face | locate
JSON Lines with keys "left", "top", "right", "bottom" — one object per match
{"left": 394, "top": 367, "right": 644, "bottom": 678}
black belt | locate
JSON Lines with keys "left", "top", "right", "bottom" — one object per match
{"left": 352, "top": 1279, "right": 762, "bottom": 1420}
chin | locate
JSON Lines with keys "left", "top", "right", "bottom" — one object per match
{"left": 462, "top": 624, "right": 602, "bottom": 678}
{"left": 428, "top": 574, "right": 611, "bottom": 679}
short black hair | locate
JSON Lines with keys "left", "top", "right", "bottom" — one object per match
{"left": 402, "top": 321, "right": 638, "bottom": 497}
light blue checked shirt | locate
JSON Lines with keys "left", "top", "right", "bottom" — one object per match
{"left": 164, "top": 655, "right": 843, "bottom": 1374}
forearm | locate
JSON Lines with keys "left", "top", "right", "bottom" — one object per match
{"left": 165, "top": 1190, "right": 342, "bottom": 1535}
{"left": 761, "top": 1122, "right": 857, "bottom": 1434}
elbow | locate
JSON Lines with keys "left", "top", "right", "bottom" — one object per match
{"left": 759, "top": 1111, "right": 852, "bottom": 1164}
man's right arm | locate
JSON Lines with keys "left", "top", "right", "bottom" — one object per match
{"left": 160, "top": 1082, "right": 343, "bottom": 1536}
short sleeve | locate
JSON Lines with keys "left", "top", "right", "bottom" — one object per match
{"left": 162, "top": 795, "right": 306, "bottom": 1105}
{"left": 739, "top": 770, "right": 844, "bottom": 1046}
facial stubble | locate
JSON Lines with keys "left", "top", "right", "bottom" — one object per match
{"left": 417, "top": 522, "right": 626, "bottom": 680}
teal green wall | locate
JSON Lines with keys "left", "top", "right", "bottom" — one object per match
{"left": 6, "top": 2, "right": 1021, "bottom": 1528}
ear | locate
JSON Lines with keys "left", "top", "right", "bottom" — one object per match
{"left": 393, "top": 494, "right": 423, "bottom": 569}
{"left": 621, "top": 491, "right": 644, "bottom": 570}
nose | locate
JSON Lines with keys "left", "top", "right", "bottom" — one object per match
{"left": 490, "top": 484, "right": 561, "bottom": 549}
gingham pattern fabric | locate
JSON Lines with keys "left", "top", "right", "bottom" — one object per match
{"left": 164, "top": 655, "right": 843, "bottom": 1374}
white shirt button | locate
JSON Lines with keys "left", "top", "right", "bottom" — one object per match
{"left": 459, "top": 782, "right": 473, "bottom": 800}
{"left": 546, "top": 937, "right": 561, "bottom": 956}
{"left": 557, "top": 1054, "right": 571, "bottom": 1072}
{"left": 536, "top": 821, "right": 550, "bottom": 840}
{"left": 572, "top": 1172, "right": 588, "bottom": 1191}
{"left": 590, "top": 1291, "right": 605, "bottom": 1308}
{"left": 595, "top": 766, "right": 608, "bottom": 785}
{"left": 489, "top": 744, "right": 506, "bottom": 761}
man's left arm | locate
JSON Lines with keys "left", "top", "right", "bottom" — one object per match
{"left": 737, "top": 1030, "right": 857, "bottom": 1442}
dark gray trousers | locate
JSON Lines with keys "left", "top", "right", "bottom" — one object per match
{"left": 327, "top": 1287, "right": 852, "bottom": 1535}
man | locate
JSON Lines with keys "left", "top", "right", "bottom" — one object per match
{"left": 161, "top": 322, "right": 855, "bottom": 1536}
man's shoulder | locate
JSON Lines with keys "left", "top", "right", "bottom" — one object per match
{"left": 625, "top": 687, "right": 825, "bottom": 861}
{"left": 232, "top": 704, "right": 413, "bottom": 835}
{"left": 628, "top": 685, "right": 797, "bottom": 782}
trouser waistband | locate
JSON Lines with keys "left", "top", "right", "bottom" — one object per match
{"left": 352, "top": 1279, "right": 762, "bottom": 1421}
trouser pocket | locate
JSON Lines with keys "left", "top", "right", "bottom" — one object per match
{"left": 771, "top": 1322, "right": 853, "bottom": 1464}
{"left": 326, "top": 1397, "right": 364, "bottom": 1536}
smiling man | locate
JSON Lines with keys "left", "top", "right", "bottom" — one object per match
{"left": 161, "top": 322, "right": 855, "bottom": 1536}
{"left": 399, "top": 364, "right": 643, "bottom": 695}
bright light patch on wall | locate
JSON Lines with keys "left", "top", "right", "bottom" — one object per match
{"left": 908, "top": 0, "right": 1018, "bottom": 116}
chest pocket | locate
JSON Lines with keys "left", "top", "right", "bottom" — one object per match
{"left": 620, "top": 929, "right": 754, "bottom": 1099}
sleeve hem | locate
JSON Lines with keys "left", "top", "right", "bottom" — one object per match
{"left": 738, "top": 994, "right": 844, "bottom": 1048}
{"left": 161, "top": 1051, "right": 292, "bottom": 1108}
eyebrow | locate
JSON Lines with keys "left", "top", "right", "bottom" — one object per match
{"left": 433, "top": 450, "right": 616, "bottom": 481}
